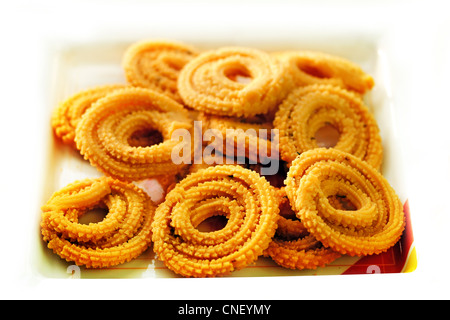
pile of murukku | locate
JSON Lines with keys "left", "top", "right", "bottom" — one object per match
{"left": 42, "top": 38, "right": 406, "bottom": 276}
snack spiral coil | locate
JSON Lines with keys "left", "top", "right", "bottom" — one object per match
{"left": 41, "top": 177, "right": 156, "bottom": 268}
{"left": 274, "top": 84, "right": 383, "bottom": 170}
{"left": 285, "top": 148, "right": 405, "bottom": 256}
{"left": 151, "top": 165, "right": 280, "bottom": 277}
{"left": 51, "top": 84, "right": 126, "bottom": 148}
{"left": 275, "top": 50, "right": 374, "bottom": 94}
{"left": 122, "top": 40, "right": 199, "bottom": 103}
{"left": 198, "top": 112, "right": 275, "bottom": 164}
{"left": 264, "top": 188, "right": 340, "bottom": 270}
{"left": 42, "top": 38, "right": 411, "bottom": 276}
{"left": 177, "top": 46, "right": 293, "bottom": 117}
{"left": 75, "top": 87, "right": 193, "bottom": 181}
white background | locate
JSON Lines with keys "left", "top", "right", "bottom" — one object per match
{"left": 0, "top": 0, "right": 449, "bottom": 299}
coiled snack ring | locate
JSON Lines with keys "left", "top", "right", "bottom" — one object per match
{"left": 41, "top": 177, "right": 156, "bottom": 268}
{"left": 264, "top": 188, "right": 341, "bottom": 270}
{"left": 122, "top": 39, "right": 199, "bottom": 103}
{"left": 151, "top": 165, "right": 280, "bottom": 277}
{"left": 274, "top": 84, "right": 383, "bottom": 170}
{"left": 51, "top": 84, "right": 126, "bottom": 149}
{"left": 275, "top": 50, "right": 374, "bottom": 94}
{"left": 177, "top": 46, "right": 293, "bottom": 117}
{"left": 75, "top": 87, "right": 193, "bottom": 181}
{"left": 285, "top": 148, "right": 405, "bottom": 256}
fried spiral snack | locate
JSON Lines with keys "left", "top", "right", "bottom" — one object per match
{"left": 51, "top": 84, "right": 126, "bottom": 148}
{"left": 275, "top": 51, "right": 374, "bottom": 94}
{"left": 152, "top": 165, "right": 280, "bottom": 277}
{"left": 198, "top": 112, "right": 275, "bottom": 163}
{"left": 177, "top": 47, "right": 293, "bottom": 117}
{"left": 274, "top": 84, "right": 383, "bottom": 170}
{"left": 122, "top": 40, "right": 199, "bottom": 103}
{"left": 264, "top": 188, "right": 341, "bottom": 270}
{"left": 265, "top": 235, "right": 341, "bottom": 270}
{"left": 75, "top": 87, "right": 193, "bottom": 181}
{"left": 41, "top": 177, "right": 156, "bottom": 268}
{"left": 285, "top": 148, "right": 405, "bottom": 256}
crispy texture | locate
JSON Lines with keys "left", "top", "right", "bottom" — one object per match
{"left": 274, "top": 84, "right": 383, "bottom": 170}
{"left": 264, "top": 187, "right": 340, "bottom": 270}
{"left": 75, "top": 87, "right": 193, "bottom": 181}
{"left": 178, "top": 46, "right": 293, "bottom": 117}
{"left": 51, "top": 84, "right": 127, "bottom": 148}
{"left": 41, "top": 177, "right": 156, "bottom": 268}
{"left": 285, "top": 148, "right": 405, "bottom": 256}
{"left": 198, "top": 112, "right": 275, "bottom": 164}
{"left": 274, "top": 50, "right": 374, "bottom": 94}
{"left": 123, "top": 39, "right": 199, "bottom": 103}
{"left": 151, "top": 165, "right": 280, "bottom": 277}
{"left": 43, "top": 39, "right": 410, "bottom": 276}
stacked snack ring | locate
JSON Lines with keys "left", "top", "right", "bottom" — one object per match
{"left": 122, "top": 39, "right": 199, "bottom": 103}
{"left": 75, "top": 87, "right": 193, "bottom": 181}
{"left": 274, "top": 50, "right": 374, "bottom": 94}
{"left": 274, "top": 84, "right": 383, "bottom": 170}
{"left": 51, "top": 84, "right": 126, "bottom": 148}
{"left": 285, "top": 148, "right": 406, "bottom": 256}
{"left": 151, "top": 165, "right": 280, "bottom": 277}
{"left": 177, "top": 46, "right": 293, "bottom": 117}
{"left": 41, "top": 177, "right": 156, "bottom": 268}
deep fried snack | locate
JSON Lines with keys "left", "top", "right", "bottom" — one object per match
{"left": 265, "top": 188, "right": 340, "bottom": 270}
{"left": 51, "top": 84, "right": 126, "bottom": 148}
{"left": 152, "top": 165, "right": 280, "bottom": 277}
{"left": 274, "top": 84, "right": 383, "bottom": 170}
{"left": 265, "top": 234, "right": 341, "bottom": 270}
{"left": 177, "top": 47, "right": 293, "bottom": 117}
{"left": 75, "top": 87, "right": 193, "bottom": 181}
{"left": 41, "top": 177, "right": 156, "bottom": 268}
{"left": 122, "top": 39, "right": 199, "bottom": 103}
{"left": 285, "top": 148, "right": 406, "bottom": 256}
{"left": 274, "top": 188, "right": 308, "bottom": 240}
{"left": 198, "top": 112, "right": 275, "bottom": 164}
{"left": 275, "top": 50, "right": 374, "bottom": 94}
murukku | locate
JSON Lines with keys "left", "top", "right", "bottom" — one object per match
{"left": 284, "top": 148, "right": 406, "bottom": 256}
{"left": 51, "top": 84, "right": 126, "bottom": 148}
{"left": 275, "top": 50, "right": 374, "bottom": 94}
{"left": 264, "top": 188, "right": 340, "bottom": 270}
{"left": 198, "top": 112, "right": 275, "bottom": 164}
{"left": 122, "top": 39, "right": 199, "bottom": 103}
{"left": 75, "top": 87, "right": 193, "bottom": 181}
{"left": 151, "top": 165, "right": 280, "bottom": 277}
{"left": 177, "top": 46, "right": 293, "bottom": 117}
{"left": 274, "top": 84, "right": 383, "bottom": 170}
{"left": 41, "top": 177, "right": 156, "bottom": 268}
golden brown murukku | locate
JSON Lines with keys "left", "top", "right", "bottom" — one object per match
{"left": 274, "top": 84, "right": 383, "bottom": 170}
{"left": 75, "top": 87, "right": 193, "bottom": 181}
{"left": 122, "top": 40, "right": 199, "bottom": 103}
{"left": 264, "top": 188, "right": 340, "bottom": 270}
{"left": 177, "top": 46, "right": 293, "bottom": 117}
{"left": 273, "top": 188, "right": 307, "bottom": 240}
{"left": 265, "top": 235, "right": 341, "bottom": 271}
{"left": 41, "top": 177, "right": 156, "bottom": 268}
{"left": 198, "top": 112, "right": 275, "bottom": 164}
{"left": 51, "top": 84, "right": 126, "bottom": 148}
{"left": 275, "top": 50, "right": 374, "bottom": 94}
{"left": 285, "top": 148, "right": 405, "bottom": 256}
{"left": 151, "top": 165, "right": 280, "bottom": 277}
